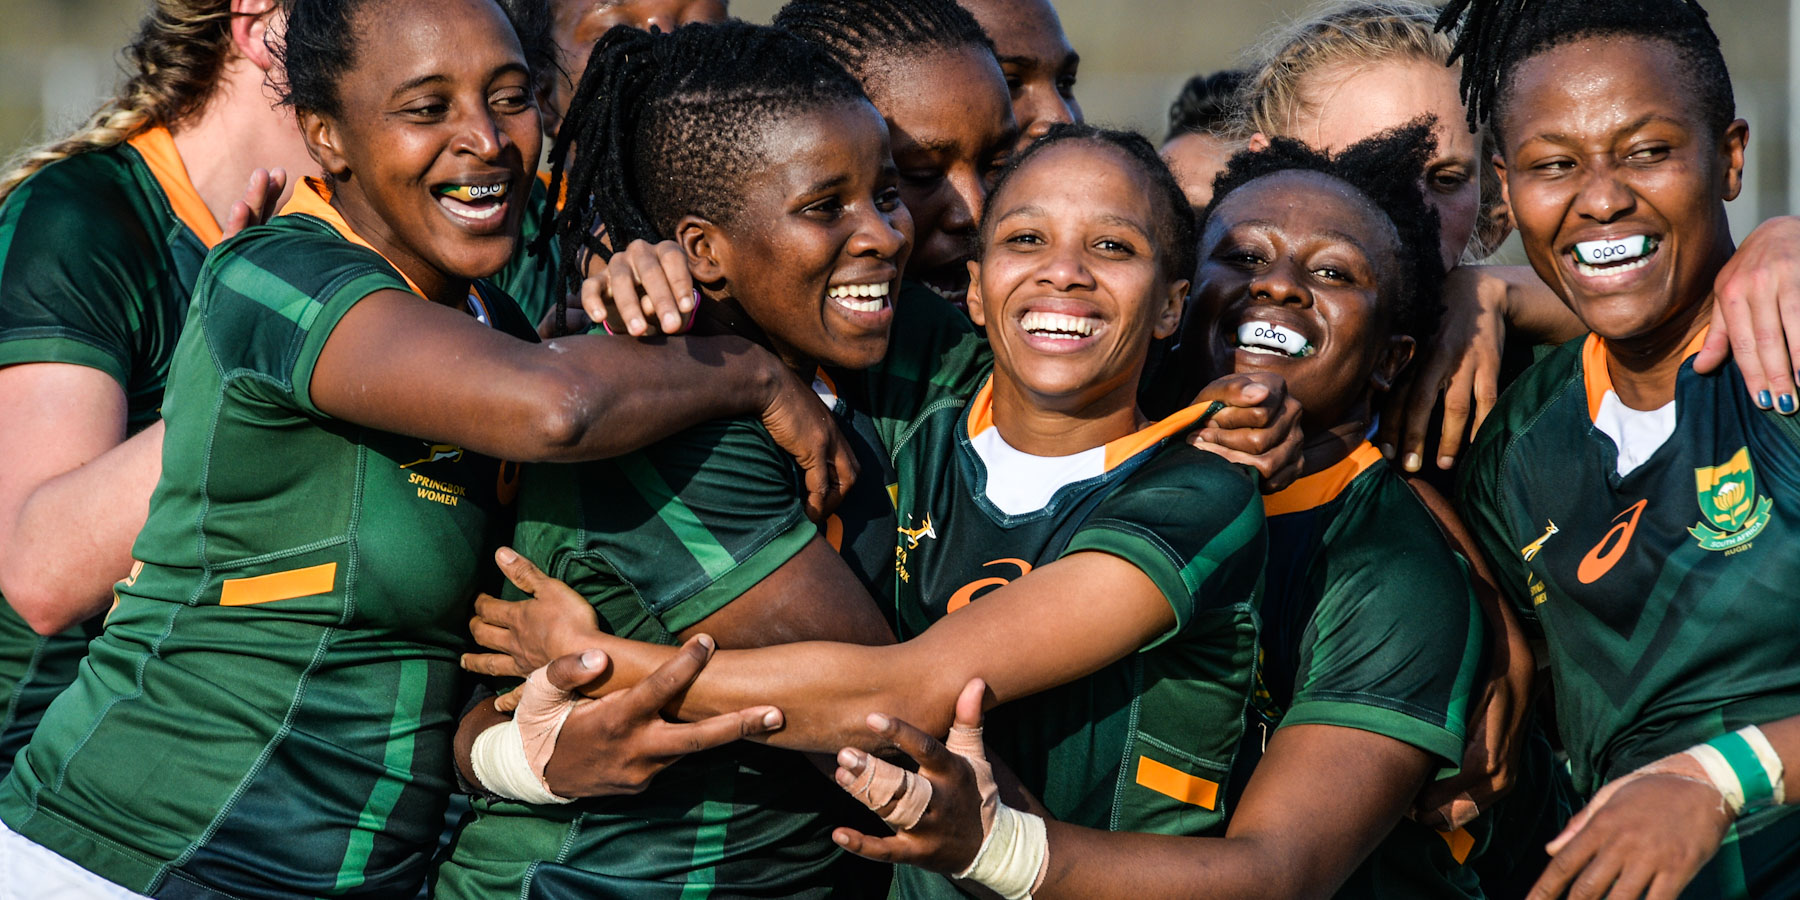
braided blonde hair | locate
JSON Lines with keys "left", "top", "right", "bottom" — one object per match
{"left": 1239, "top": 0, "right": 1507, "bottom": 260}
{"left": 0, "top": 0, "right": 244, "bottom": 204}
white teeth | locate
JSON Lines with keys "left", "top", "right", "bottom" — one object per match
{"left": 1020, "top": 311, "right": 1098, "bottom": 339}
{"left": 1233, "top": 321, "right": 1314, "bottom": 358}
{"left": 828, "top": 282, "right": 889, "bottom": 312}
{"left": 438, "top": 194, "right": 506, "bottom": 223}
{"left": 1573, "top": 235, "right": 1656, "bottom": 267}
{"left": 924, "top": 282, "right": 969, "bottom": 305}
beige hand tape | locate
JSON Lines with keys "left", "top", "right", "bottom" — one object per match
{"left": 946, "top": 724, "right": 999, "bottom": 831}
{"left": 846, "top": 754, "right": 934, "bottom": 830}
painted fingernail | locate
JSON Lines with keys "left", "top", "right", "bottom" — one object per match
{"left": 1438, "top": 455, "right": 1456, "bottom": 470}
{"left": 579, "top": 649, "right": 604, "bottom": 669}
{"left": 1781, "top": 394, "right": 1797, "bottom": 414}
{"left": 763, "top": 709, "right": 783, "bottom": 728}
{"left": 1758, "top": 390, "right": 1774, "bottom": 409}
{"left": 681, "top": 288, "right": 698, "bottom": 312}
{"left": 1404, "top": 452, "right": 1422, "bottom": 472}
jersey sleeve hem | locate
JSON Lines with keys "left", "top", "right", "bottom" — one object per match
{"left": 1061, "top": 526, "right": 1191, "bottom": 651}
{"left": 1280, "top": 698, "right": 1464, "bottom": 765}
{"left": 290, "top": 272, "right": 417, "bottom": 417}
{"left": 654, "top": 515, "right": 817, "bottom": 635}
{"left": 0, "top": 336, "right": 129, "bottom": 387}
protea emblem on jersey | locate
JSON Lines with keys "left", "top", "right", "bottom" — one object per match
{"left": 1689, "top": 447, "right": 1772, "bottom": 551}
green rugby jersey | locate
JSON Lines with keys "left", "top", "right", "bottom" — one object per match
{"left": 1257, "top": 441, "right": 1486, "bottom": 899}
{"left": 491, "top": 172, "right": 564, "bottom": 328}
{"left": 1461, "top": 331, "right": 1800, "bottom": 897}
{"left": 438, "top": 416, "right": 881, "bottom": 899}
{"left": 0, "top": 180, "right": 536, "bottom": 899}
{"left": 843, "top": 290, "right": 1266, "bottom": 896}
{"left": 0, "top": 128, "right": 222, "bottom": 778}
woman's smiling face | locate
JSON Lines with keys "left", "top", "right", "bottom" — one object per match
{"left": 1198, "top": 169, "right": 1414, "bottom": 432}
{"left": 304, "top": 0, "right": 543, "bottom": 292}
{"left": 968, "top": 139, "right": 1186, "bottom": 412}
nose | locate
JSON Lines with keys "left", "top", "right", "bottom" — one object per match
{"left": 1572, "top": 159, "right": 1636, "bottom": 224}
{"left": 452, "top": 106, "right": 508, "bottom": 162}
{"left": 848, "top": 201, "right": 910, "bottom": 261}
{"left": 1021, "top": 97, "right": 1078, "bottom": 145}
{"left": 1248, "top": 256, "right": 1310, "bottom": 307}
{"left": 1036, "top": 239, "right": 1095, "bottom": 292}
{"left": 941, "top": 167, "right": 984, "bottom": 237}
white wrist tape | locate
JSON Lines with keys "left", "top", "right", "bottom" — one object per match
{"left": 953, "top": 802, "right": 1048, "bottom": 900}
{"left": 471, "top": 719, "right": 573, "bottom": 806}
{"left": 1684, "top": 725, "right": 1786, "bottom": 815}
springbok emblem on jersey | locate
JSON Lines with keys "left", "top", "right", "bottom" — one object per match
{"left": 1519, "top": 521, "right": 1558, "bottom": 562}
{"left": 897, "top": 514, "right": 936, "bottom": 549}
{"left": 1690, "top": 447, "right": 1771, "bottom": 552}
{"left": 401, "top": 443, "right": 464, "bottom": 469}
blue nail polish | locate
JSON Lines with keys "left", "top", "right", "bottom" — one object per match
{"left": 1781, "top": 394, "right": 1797, "bottom": 414}
{"left": 1759, "top": 390, "right": 1774, "bottom": 409}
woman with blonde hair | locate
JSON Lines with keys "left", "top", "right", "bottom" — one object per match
{"left": 0, "top": 0, "right": 312, "bottom": 778}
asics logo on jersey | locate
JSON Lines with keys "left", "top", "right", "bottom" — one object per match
{"left": 1519, "top": 521, "right": 1558, "bottom": 562}
{"left": 1689, "top": 447, "right": 1772, "bottom": 552}
{"left": 400, "top": 443, "right": 463, "bottom": 469}
{"left": 946, "top": 558, "right": 1033, "bottom": 613}
{"left": 1577, "top": 499, "right": 1647, "bottom": 584}
{"left": 898, "top": 514, "right": 937, "bottom": 549}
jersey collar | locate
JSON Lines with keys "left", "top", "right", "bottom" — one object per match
{"left": 280, "top": 177, "right": 427, "bottom": 298}
{"left": 964, "top": 374, "right": 1223, "bottom": 472}
{"left": 1263, "top": 440, "right": 1385, "bottom": 517}
{"left": 127, "top": 126, "right": 222, "bottom": 249}
{"left": 1581, "top": 326, "right": 1711, "bottom": 422}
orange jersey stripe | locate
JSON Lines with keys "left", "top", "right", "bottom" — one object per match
{"left": 1134, "top": 755, "right": 1219, "bottom": 809}
{"left": 220, "top": 563, "right": 338, "bottom": 607}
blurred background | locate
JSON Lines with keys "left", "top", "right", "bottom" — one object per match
{"left": 1, "top": 0, "right": 1791, "bottom": 239}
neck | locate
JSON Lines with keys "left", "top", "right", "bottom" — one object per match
{"left": 1296, "top": 416, "right": 1370, "bottom": 483}
{"left": 692, "top": 291, "right": 815, "bottom": 377}
{"left": 1604, "top": 233, "right": 1733, "bottom": 410}
{"left": 989, "top": 371, "right": 1145, "bottom": 457}
{"left": 169, "top": 55, "right": 314, "bottom": 228}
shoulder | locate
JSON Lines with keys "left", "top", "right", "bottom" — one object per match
{"left": 1107, "top": 441, "right": 1262, "bottom": 524}
{"left": 0, "top": 146, "right": 161, "bottom": 269}
{"left": 201, "top": 215, "right": 410, "bottom": 315}
{"left": 1461, "top": 336, "right": 1587, "bottom": 501}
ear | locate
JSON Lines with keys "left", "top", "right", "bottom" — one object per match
{"left": 1369, "top": 334, "right": 1417, "bottom": 392}
{"left": 1720, "top": 118, "right": 1750, "bottom": 202}
{"left": 230, "top": 0, "right": 282, "bottom": 72}
{"left": 299, "top": 109, "right": 350, "bottom": 180}
{"left": 964, "top": 257, "right": 987, "bottom": 328}
{"left": 1152, "top": 277, "right": 1189, "bottom": 340}
{"left": 675, "top": 215, "right": 729, "bottom": 285}
{"left": 1492, "top": 152, "right": 1511, "bottom": 223}
{"left": 1246, "top": 131, "right": 1271, "bottom": 153}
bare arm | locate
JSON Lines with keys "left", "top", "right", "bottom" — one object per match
{"left": 310, "top": 291, "right": 853, "bottom": 516}
{"left": 0, "top": 363, "right": 163, "bottom": 634}
{"left": 467, "top": 548, "right": 1176, "bottom": 754}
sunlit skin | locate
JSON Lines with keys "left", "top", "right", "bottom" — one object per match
{"left": 865, "top": 46, "right": 1018, "bottom": 306}
{"left": 540, "top": 0, "right": 730, "bottom": 136}
{"left": 1162, "top": 130, "right": 1238, "bottom": 211}
{"left": 958, "top": 0, "right": 1081, "bottom": 146}
{"left": 966, "top": 140, "right": 1187, "bottom": 454}
{"left": 301, "top": 0, "right": 543, "bottom": 304}
{"left": 1196, "top": 170, "right": 1415, "bottom": 460}
{"left": 680, "top": 101, "right": 912, "bottom": 374}
{"left": 1498, "top": 37, "right": 1745, "bottom": 411}
{"left": 1270, "top": 58, "right": 1479, "bottom": 269}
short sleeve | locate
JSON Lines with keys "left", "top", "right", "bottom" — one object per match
{"left": 196, "top": 218, "right": 412, "bottom": 417}
{"left": 1062, "top": 446, "right": 1266, "bottom": 649}
{"left": 1459, "top": 429, "right": 1539, "bottom": 630}
{"left": 0, "top": 158, "right": 164, "bottom": 386}
{"left": 1281, "top": 481, "right": 1485, "bottom": 765}
{"left": 558, "top": 418, "right": 816, "bottom": 636}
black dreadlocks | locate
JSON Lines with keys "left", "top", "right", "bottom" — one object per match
{"left": 774, "top": 0, "right": 993, "bottom": 82}
{"left": 539, "top": 21, "right": 868, "bottom": 312}
{"left": 1207, "top": 119, "right": 1446, "bottom": 347}
{"left": 982, "top": 124, "right": 1198, "bottom": 285}
{"left": 1437, "top": 0, "right": 1732, "bottom": 138}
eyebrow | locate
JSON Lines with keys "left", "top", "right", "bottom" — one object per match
{"left": 995, "top": 205, "right": 1151, "bottom": 236}
{"left": 389, "top": 62, "right": 532, "bottom": 99}
{"left": 801, "top": 173, "right": 852, "bottom": 195}
{"left": 1230, "top": 219, "right": 1371, "bottom": 254}
{"left": 1537, "top": 112, "right": 1687, "bottom": 145}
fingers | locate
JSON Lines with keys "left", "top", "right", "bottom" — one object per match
{"left": 952, "top": 678, "right": 986, "bottom": 730}
{"left": 1546, "top": 794, "right": 1603, "bottom": 856}
{"left": 652, "top": 241, "right": 696, "bottom": 334}
{"left": 606, "top": 260, "right": 654, "bottom": 337}
{"left": 1716, "top": 289, "right": 1777, "bottom": 409}
{"left": 1603, "top": 866, "right": 1654, "bottom": 900}
{"left": 1530, "top": 830, "right": 1600, "bottom": 900}
{"left": 472, "top": 592, "right": 519, "bottom": 628}
{"left": 460, "top": 651, "right": 527, "bottom": 679}
{"left": 1692, "top": 303, "right": 1731, "bottom": 374}
{"left": 621, "top": 634, "right": 715, "bottom": 718}
{"left": 467, "top": 614, "right": 517, "bottom": 656}
{"left": 542, "top": 648, "right": 612, "bottom": 693}
{"left": 494, "top": 546, "right": 550, "bottom": 597}
{"left": 578, "top": 273, "right": 631, "bottom": 335}
{"left": 652, "top": 705, "right": 785, "bottom": 755}
{"left": 831, "top": 826, "right": 912, "bottom": 864}
{"left": 863, "top": 711, "right": 955, "bottom": 775}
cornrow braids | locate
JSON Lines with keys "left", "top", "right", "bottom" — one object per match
{"left": 1207, "top": 119, "right": 1446, "bottom": 346}
{"left": 0, "top": 0, "right": 257, "bottom": 205}
{"left": 540, "top": 20, "right": 870, "bottom": 314}
{"left": 981, "top": 124, "right": 1197, "bottom": 285}
{"left": 1437, "top": 0, "right": 1731, "bottom": 138}
{"left": 1166, "top": 69, "right": 1246, "bottom": 143}
{"left": 273, "top": 0, "right": 556, "bottom": 117}
{"left": 773, "top": 0, "right": 992, "bottom": 82}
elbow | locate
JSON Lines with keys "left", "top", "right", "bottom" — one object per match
{"left": 510, "top": 374, "right": 608, "bottom": 462}
{"left": 6, "top": 586, "right": 90, "bottom": 636}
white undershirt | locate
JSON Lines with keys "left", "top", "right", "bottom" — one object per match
{"left": 970, "top": 427, "right": 1106, "bottom": 516}
{"left": 1593, "top": 389, "right": 1677, "bottom": 477}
